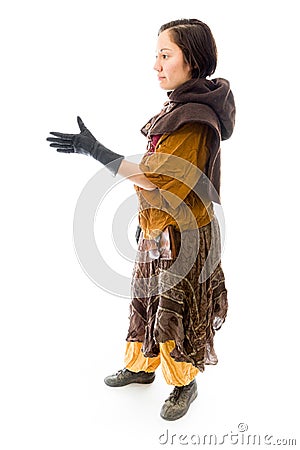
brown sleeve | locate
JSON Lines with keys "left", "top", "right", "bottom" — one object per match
{"left": 139, "top": 123, "right": 211, "bottom": 210}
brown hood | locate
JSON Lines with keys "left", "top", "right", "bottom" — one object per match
{"left": 140, "top": 77, "right": 236, "bottom": 204}
{"left": 141, "top": 78, "right": 235, "bottom": 141}
{"left": 168, "top": 77, "right": 235, "bottom": 140}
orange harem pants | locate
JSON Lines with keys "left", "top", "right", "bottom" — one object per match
{"left": 124, "top": 340, "right": 199, "bottom": 387}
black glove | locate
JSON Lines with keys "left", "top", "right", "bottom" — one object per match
{"left": 47, "top": 116, "right": 124, "bottom": 176}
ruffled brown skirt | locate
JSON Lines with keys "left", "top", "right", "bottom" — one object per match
{"left": 126, "top": 218, "right": 228, "bottom": 372}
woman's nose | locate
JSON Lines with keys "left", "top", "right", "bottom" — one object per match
{"left": 153, "top": 58, "right": 162, "bottom": 72}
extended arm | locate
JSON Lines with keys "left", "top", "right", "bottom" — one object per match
{"left": 47, "top": 116, "right": 157, "bottom": 191}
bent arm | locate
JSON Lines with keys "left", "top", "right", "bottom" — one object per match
{"left": 117, "top": 159, "right": 157, "bottom": 191}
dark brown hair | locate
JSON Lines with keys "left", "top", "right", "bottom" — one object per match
{"left": 158, "top": 19, "right": 217, "bottom": 78}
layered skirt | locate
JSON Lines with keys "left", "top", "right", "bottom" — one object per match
{"left": 126, "top": 218, "right": 228, "bottom": 372}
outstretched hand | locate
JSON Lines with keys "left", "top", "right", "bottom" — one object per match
{"left": 47, "top": 116, "right": 125, "bottom": 176}
{"left": 47, "top": 116, "right": 97, "bottom": 157}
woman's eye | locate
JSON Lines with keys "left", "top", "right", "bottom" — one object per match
{"left": 162, "top": 54, "right": 169, "bottom": 59}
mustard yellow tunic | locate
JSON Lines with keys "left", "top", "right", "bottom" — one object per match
{"left": 135, "top": 122, "right": 215, "bottom": 239}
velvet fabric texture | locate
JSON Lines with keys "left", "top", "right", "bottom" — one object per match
{"left": 126, "top": 218, "right": 228, "bottom": 372}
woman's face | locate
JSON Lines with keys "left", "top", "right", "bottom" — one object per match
{"left": 154, "top": 30, "right": 192, "bottom": 91}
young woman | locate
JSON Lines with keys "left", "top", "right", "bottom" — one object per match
{"left": 47, "top": 19, "right": 235, "bottom": 421}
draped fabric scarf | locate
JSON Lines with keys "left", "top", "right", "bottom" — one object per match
{"left": 141, "top": 77, "right": 236, "bottom": 203}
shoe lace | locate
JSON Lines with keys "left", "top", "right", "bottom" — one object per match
{"left": 167, "top": 383, "right": 194, "bottom": 405}
{"left": 168, "top": 386, "right": 182, "bottom": 403}
{"left": 116, "top": 368, "right": 128, "bottom": 377}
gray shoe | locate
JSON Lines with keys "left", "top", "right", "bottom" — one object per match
{"left": 160, "top": 379, "right": 198, "bottom": 421}
{"left": 104, "top": 368, "right": 155, "bottom": 387}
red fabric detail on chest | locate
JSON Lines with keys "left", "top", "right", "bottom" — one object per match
{"left": 148, "top": 134, "right": 162, "bottom": 153}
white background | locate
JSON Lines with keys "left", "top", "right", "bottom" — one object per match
{"left": 1, "top": 0, "right": 299, "bottom": 449}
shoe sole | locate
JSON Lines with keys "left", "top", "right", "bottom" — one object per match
{"left": 104, "top": 376, "right": 155, "bottom": 387}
